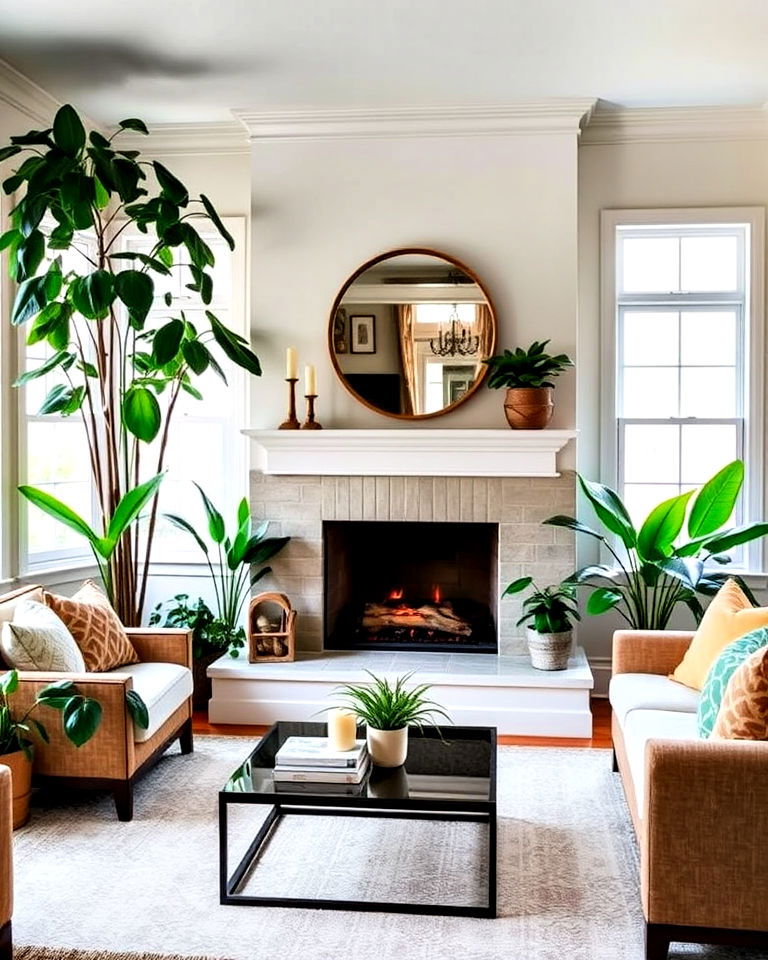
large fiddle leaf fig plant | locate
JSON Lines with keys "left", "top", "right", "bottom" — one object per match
{"left": 549, "top": 460, "right": 768, "bottom": 630}
{"left": 0, "top": 104, "right": 261, "bottom": 624}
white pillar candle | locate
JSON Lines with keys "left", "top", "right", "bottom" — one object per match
{"left": 285, "top": 346, "right": 297, "bottom": 379}
{"left": 305, "top": 363, "right": 317, "bottom": 396}
{"left": 327, "top": 708, "right": 356, "bottom": 752}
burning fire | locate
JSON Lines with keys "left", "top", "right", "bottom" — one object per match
{"left": 389, "top": 587, "right": 404, "bottom": 600}
{"left": 433, "top": 584, "right": 442, "bottom": 604}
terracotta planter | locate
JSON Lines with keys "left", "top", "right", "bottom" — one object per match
{"left": 504, "top": 386, "right": 554, "bottom": 429}
{"left": 0, "top": 748, "right": 33, "bottom": 828}
{"left": 366, "top": 726, "right": 408, "bottom": 767}
{"left": 526, "top": 628, "right": 572, "bottom": 671}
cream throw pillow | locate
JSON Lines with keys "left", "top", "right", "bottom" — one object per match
{"left": 0, "top": 598, "right": 86, "bottom": 672}
{"left": 672, "top": 579, "right": 768, "bottom": 690}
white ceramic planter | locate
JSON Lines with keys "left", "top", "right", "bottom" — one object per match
{"left": 526, "top": 628, "right": 572, "bottom": 671}
{"left": 366, "top": 726, "right": 408, "bottom": 767}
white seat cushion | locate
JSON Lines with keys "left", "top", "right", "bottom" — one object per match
{"left": 109, "top": 662, "right": 192, "bottom": 743}
{"left": 609, "top": 672, "right": 701, "bottom": 726}
{"left": 622, "top": 708, "right": 699, "bottom": 818}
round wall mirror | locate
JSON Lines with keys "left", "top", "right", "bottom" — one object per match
{"left": 328, "top": 248, "right": 497, "bottom": 420}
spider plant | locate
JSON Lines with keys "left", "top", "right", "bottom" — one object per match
{"left": 334, "top": 672, "right": 450, "bottom": 731}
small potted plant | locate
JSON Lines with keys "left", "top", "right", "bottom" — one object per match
{"left": 334, "top": 673, "right": 450, "bottom": 768}
{"left": 503, "top": 578, "right": 580, "bottom": 670}
{"left": 483, "top": 340, "right": 573, "bottom": 429}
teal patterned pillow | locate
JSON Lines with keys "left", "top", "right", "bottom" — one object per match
{"left": 697, "top": 627, "right": 768, "bottom": 737}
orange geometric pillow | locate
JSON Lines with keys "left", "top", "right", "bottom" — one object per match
{"left": 43, "top": 580, "right": 138, "bottom": 672}
{"left": 711, "top": 645, "right": 768, "bottom": 740}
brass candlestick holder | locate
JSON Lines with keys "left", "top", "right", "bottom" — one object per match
{"left": 279, "top": 378, "right": 300, "bottom": 429}
{"left": 301, "top": 394, "right": 323, "bottom": 430}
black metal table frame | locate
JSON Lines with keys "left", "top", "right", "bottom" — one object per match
{"left": 219, "top": 791, "right": 497, "bottom": 918}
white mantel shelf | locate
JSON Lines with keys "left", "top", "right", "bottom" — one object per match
{"left": 244, "top": 428, "right": 576, "bottom": 478}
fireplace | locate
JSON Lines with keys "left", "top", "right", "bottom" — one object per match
{"left": 324, "top": 521, "right": 498, "bottom": 653}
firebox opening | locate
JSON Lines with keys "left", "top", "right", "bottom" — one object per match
{"left": 323, "top": 521, "right": 498, "bottom": 654}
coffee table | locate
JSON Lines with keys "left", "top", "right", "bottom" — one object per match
{"left": 219, "top": 721, "right": 497, "bottom": 917}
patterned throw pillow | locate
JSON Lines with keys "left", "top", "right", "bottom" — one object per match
{"left": 712, "top": 645, "right": 768, "bottom": 739}
{"left": 0, "top": 598, "right": 86, "bottom": 672}
{"left": 43, "top": 580, "right": 138, "bottom": 672}
{"left": 697, "top": 627, "right": 768, "bottom": 738}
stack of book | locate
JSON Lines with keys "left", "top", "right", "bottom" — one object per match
{"left": 273, "top": 736, "right": 369, "bottom": 785}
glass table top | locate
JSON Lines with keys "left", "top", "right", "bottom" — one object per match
{"left": 221, "top": 721, "right": 496, "bottom": 805}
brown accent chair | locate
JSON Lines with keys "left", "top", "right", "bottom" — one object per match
{"left": 0, "top": 585, "right": 194, "bottom": 821}
{"left": 610, "top": 629, "right": 768, "bottom": 960}
{"left": 0, "top": 766, "right": 11, "bottom": 960}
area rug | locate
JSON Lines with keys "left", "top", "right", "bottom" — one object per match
{"left": 11, "top": 737, "right": 767, "bottom": 960}
{"left": 15, "top": 951, "right": 224, "bottom": 960}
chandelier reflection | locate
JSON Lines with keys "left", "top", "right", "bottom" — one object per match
{"left": 429, "top": 304, "right": 480, "bottom": 357}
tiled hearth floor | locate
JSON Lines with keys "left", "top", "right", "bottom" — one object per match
{"left": 207, "top": 648, "right": 594, "bottom": 737}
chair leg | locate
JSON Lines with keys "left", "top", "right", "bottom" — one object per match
{"left": 113, "top": 780, "right": 134, "bottom": 822}
{"left": 0, "top": 920, "right": 12, "bottom": 960}
{"left": 645, "top": 923, "right": 670, "bottom": 960}
{"left": 612, "top": 748, "right": 619, "bottom": 772}
{"left": 179, "top": 717, "right": 194, "bottom": 755}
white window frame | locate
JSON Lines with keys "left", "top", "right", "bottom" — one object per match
{"left": 600, "top": 207, "right": 765, "bottom": 572}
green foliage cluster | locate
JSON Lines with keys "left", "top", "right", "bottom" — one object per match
{"left": 335, "top": 672, "right": 450, "bottom": 731}
{"left": 483, "top": 340, "right": 573, "bottom": 390}
{"left": 503, "top": 579, "right": 580, "bottom": 634}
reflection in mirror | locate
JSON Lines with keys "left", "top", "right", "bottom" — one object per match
{"left": 329, "top": 250, "right": 496, "bottom": 420}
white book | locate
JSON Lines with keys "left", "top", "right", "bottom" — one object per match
{"left": 275, "top": 736, "right": 366, "bottom": 769}
{"left": 273, "top": 757, "right": 370, "bottom": 784}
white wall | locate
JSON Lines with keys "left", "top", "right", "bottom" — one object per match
{"left": 249, "top": 132, "right": 579, "bottom": 457}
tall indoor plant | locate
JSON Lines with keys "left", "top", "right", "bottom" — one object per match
{"left": 483, "top": 339, "right": 572, "bottom": 429}
{"left": 0, "top": 104, "right": 262, "bottom": 624}
{"left": 549, "top": 460, "right": 768, "bottom": 629}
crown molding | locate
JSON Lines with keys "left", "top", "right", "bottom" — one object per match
{"left": 233, "top": 100, "right": 597, "bottom": 142}
{"left": 115, "top": 120, "right": 249, "bottom": 156}
{"left": 582, "top": 104, "right": 768, "bottom": 145}
{"left": 0, "top": 57, "right": 60, "bottom": 124}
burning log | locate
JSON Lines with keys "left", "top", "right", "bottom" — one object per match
{"left": 362, "top": 600, "right": 473, "bottom": 636}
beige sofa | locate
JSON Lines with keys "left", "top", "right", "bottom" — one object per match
{"left": 0, "top": 585, "right": 194, "bottom": 821}
{"left": 0, "top": 765, "right": 11, "bottom": 959}
{"left": 610, "top": 629, "right": 768, "bottom": 959}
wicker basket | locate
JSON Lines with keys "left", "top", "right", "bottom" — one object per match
{"left": 248, "top": 592, "right": 296, "bottom": 663}
{"left": 526, "top": 628, "right": 572, "bottom": 671}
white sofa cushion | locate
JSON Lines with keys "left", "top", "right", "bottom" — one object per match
{"left": 110, "top": 662, "right": 192, "bottom": 743}
{"left": 609, "top": 672, "right": 701, "bottom": 725}
{"left": 622, "top": 708, "right": 699, "bottom": 818}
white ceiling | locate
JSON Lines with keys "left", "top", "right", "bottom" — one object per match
{"left": 2, "top": 0, "right": 768, "bottom": 124}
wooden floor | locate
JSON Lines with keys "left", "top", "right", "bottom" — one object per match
{"left": 193, "top": 696, "right": 612, "bottom": 748}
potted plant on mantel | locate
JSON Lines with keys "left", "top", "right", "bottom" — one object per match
{"left": 334, "top": 673, "right": 450, "bottom": 768}
{"left": 483, "top": 340, "right": 573, "bottom": 429}
{"left": 503, "top": 579, "right": 580, "bottom": 671}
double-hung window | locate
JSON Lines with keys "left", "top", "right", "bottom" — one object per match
{"left": 602, "top": 208, "right": 765, "bottom": 570}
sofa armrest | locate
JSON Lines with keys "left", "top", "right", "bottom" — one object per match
{"left": 13, "top": 672, "right": 134, "bottom": 779}
{"left": 612, "top": 630, "right": 694, "bottom": 676}
{"left": 125, "top": 628, "right": 193, "bottom": 669}
{"left": 642, "top": 738, "right": 768, "bottom": 929}
{"left": 0, "top": 766, "right": 11, "bottom": 927}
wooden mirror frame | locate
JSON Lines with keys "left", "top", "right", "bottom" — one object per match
{"left": 327, "top": 247, "right": 498, "bottom": 421}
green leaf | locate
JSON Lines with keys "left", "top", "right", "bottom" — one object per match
{"left": 0, "top": 144, "right": 22, "bottom": 163}
{"left": 52, "top": 104, "right": 86, "bottom": 156}
{"left": 543, "top": 514, "right": 607, "bottom": 542}
{"left": 15, "top": 228, "right": 45, "bottom": 281}
{"left": 578, "top": 475, "right": 637, "bottom": 549}
{"left": 181, "top": 338, "right": 209, "bottom": 375}
{"left": 701, "top": 522, "right": 768, "bottom": 555}
{"left": 39, "top": 383, "right": 75, "bottom": 414}
{"left": 11, "top": 275, "right": 49, "bottom": 326}
{"left": 164, "top": 513, "right": 210, "bottom": 555}
{"left": 109, "top": 251, "right": 171, "bottom": 276}
{"left": 194, "top": 483, "right": 226, "bottom": 543}
{"left": 563, "top": 564, "right": 616, "bottom": 585}
{"left": 15, "top": 351, "right": 75, "bottom": 391}
{"left": 200, "top": 194, "right": 235, "bottom": 250}
{"left": 241, "top": 535, "right": 290, "bottom": 566}
{"left": 655, "top": 557, "right": 704, "bottom": 590}
{"left": 237, "top": 498, "right": 249, "bottom": 529}
{"left": 70, "top": 270, "right": 114, "bottom": 319}
{"left": 157, "top": 246, "right": 173, "bottom": 267}
{"left": 122, "top": 385, "right": 161, "bottom": 442}
{"left": 89, "top": 130, "right": 111, "bottom": 149}
{"left": 637, "top": 490, "right": 694, "bottom": 561}
{"left": 62, "top": 697, "right": 102, "bottom": 747}
{"left": 153, "top": 318, "right": 184, "bottom": 365}
{"left": 687, "top": 460, "right": 744, "bottom": 539}
{"left": 586, "top": 588, "right": 623, "bottom": 616}
{"left": 0, "top": 670, "right": 19, "bottom": 695}
{"left": 114, "top": 269, "right": 154, "bottom": 326}
{"left": 207, "top": 311, "right": 261, "bottom": 376}
{"left": 10, "top": 128, "right": 53, "bottom": 147}
{"left": 153, "top": 161, "right": 189, "bottom": 206}
{"left": 0, "top": 227, "right": 19, "bottom": 251}
{"left": 18, "top": 485, "right": 110, "bottom": 557}
{"left": 118, "top": 118, "right": 149, "bottom": 135}
{"left": 105, "top": 473, "right": 165, "bottom": 551}
{"left": 126, "top": 690, "right": 149, "bottom": 729}
{"left": 502, "top": 577, "right": 533, "bottom": 597}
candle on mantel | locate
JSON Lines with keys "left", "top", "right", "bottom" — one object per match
{"left": 327, "top": 707, "right": 356, "bottom": 752}
{"left": 305, "top": 363, "right": 317, "bottom": 396}
{"left": 285, "top": 346, "right": 298, "bottom": 380}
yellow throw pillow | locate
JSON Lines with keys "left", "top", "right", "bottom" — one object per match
{"left": 672, "top": 579, "right": 768, "bottom": 690}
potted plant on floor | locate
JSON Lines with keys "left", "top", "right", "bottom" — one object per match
{"left": 334, "top": 672, "right": 450, "bottom": 767}
{"left": 503, "top": 579, "right": 580, "bottom": 670}
{"left": 0, "top": 668, "right": 109, "bottom": 827}
{"left": 483, "top": 340, "right": 573, "bottom": 428}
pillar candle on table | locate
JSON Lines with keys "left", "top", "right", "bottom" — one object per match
{"left": 327, "top": 708, "right": 356, "bottom": 752}
{"left": 285, "top": 346, "right": 297, "bottom": 380}
{"left": 305, "top": 363, "right": 317, "bottom": 396}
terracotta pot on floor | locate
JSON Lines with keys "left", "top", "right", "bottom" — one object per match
{"left": 0, "top": 748, "right": 33, "bottom": 828}
{"left": 504, "top": 386, "right": 554, "bottom": 429}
